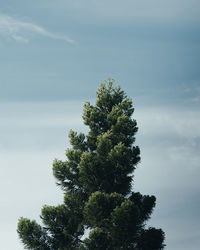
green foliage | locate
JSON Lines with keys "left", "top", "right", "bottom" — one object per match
{"left": 137, "top": 228, "right": 165, "bottom": 250}
{"left": 84, "top": 228, "right": 110, "bottom": 250}
{"left": 17, "top": 218, "right": 51, "bottom": 249}
{"left": 83, "top": 191, "right": 124, "bottom": 228}
{"left": 17, "top": 79, "right": 165, "bottom": 249}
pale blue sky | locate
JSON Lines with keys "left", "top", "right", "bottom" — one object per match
{"left": 0, "top": 1, "right": 200, "bottom": 249}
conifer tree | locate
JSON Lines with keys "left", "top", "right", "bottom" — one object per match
{"left": 17, "top": 79, "right": 165, "bottom": 249}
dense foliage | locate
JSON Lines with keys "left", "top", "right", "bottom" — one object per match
{"left": 17, "top": 80, "right": 165, "bottom": 249}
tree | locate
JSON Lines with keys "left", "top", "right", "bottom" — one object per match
{"left": 17, "top": 79, "right": 165, "bottom": 249}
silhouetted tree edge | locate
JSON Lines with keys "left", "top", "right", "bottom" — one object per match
{"left": 17, "top": 79, "right": 165, "bottom": 249}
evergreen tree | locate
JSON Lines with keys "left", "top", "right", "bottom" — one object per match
{"left": 17, "top": 80, "right": 165, "bottom": 249}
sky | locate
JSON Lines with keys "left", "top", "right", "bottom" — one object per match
{"left": 0, "top": 0, "right": 200, "bottom": 249}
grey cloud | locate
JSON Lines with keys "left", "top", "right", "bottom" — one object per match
{"left": 133, "top": 105, "right": 200, "bottom": 250}
{"left": 135, "top": 106, "right": 200, "bottom": 140}
{"left": 45, "top": 0, "right": 200, "bottom": 24}
{"left": 134, "top": 105, "right": 200, "bottom": 191}
{"left": 0, "top": 101, "right": 86, "bottom": 152}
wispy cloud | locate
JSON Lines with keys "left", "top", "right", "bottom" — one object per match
{"left": 0, "top": 13, "right": 74, "bottom": 44}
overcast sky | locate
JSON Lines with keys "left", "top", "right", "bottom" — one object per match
{"left": 0, "top": 1, "right": 200, "bottom": 249}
